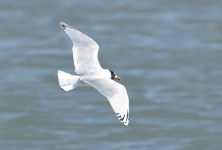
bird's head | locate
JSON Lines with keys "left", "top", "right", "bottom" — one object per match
{"left": 109, "top": 70, "right": 121, "bottom": 80}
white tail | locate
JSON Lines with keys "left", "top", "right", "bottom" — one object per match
{"left": 58, "top": 70, "right": 82, "bottom": 91}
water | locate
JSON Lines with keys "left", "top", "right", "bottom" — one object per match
{"left": 1, "top": 0, "right": 222, "bottom": 149}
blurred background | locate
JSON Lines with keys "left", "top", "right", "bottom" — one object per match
{"left": 1, "top": 0, "right": 222, "bottom": 149}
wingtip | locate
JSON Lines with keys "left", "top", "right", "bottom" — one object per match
{"left": 60, "top": 22, "right": 68, "bottom": 29}
{"left": 123, "top": 119, "right": 129, "bottom": 126}
{"left": 60, "top": 22, "right": 76, "bottom": 30}
{"left": 116, "top": 112, "right": 129, "bottom": 126}
{"left": 124, "top": 122, "right": 129, "bottom": 126}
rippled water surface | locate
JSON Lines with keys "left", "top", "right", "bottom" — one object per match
{"left": 1, "top": 0, "right": 222, "bottom": 149}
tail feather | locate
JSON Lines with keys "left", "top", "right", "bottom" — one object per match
{"left": 58, "top": 70, "right": 81, "bottom": 91}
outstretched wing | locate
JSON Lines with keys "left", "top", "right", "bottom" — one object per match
{"left": 60, "top": 22, "right": 101, "bottom": 75}
{"left": 81, "top": 76, "right": 130, "bottom": 126}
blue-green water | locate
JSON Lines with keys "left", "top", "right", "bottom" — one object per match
{"left": 1, "top": 0, "right": 222, "bottom": 149}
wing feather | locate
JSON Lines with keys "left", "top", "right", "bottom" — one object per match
{"left": 60, "top": 22, "right": 101, "bottom": 74}
{"left": 81, "top": 76, "right": 130, "bottom": 126}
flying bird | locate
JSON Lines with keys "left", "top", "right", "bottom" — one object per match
{"left": 58, "top": 22, "right": 130, "bottom": 126}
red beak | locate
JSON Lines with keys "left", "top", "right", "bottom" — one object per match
{"left": 115, "top": 76, "right": 121, "bottom": 80}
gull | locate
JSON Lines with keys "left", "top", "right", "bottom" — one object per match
{"left": 58, "top": 22, "right": 130, "bottom": 126}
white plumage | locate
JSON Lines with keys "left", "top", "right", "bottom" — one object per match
{"left": 58, "top": 22, "right": 130, "bottom": 126}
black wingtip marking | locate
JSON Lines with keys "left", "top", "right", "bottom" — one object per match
{"left": 60, "top": 22, "right": 67, "bottom": 29}
{"left": 61, "top": 24, "right": 66, "bottom": 28}
{"left": 116, "top": 112, "right": 129, "bottom": 125}
{"left": 60, "top": 22, "right": 78, "bottom": 31}
{"left": 120, "top": 115, "right": 125, "bottom": 121}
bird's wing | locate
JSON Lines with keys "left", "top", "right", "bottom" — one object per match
{"left": 60, "top": 22, "right": 102, "bottom": 75}
{"left": 81, "top": 76, "right": 130, "bottom": 126}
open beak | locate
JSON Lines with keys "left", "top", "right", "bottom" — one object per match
{"left": 115, "top": 76, "right": 121, "bottom": 80}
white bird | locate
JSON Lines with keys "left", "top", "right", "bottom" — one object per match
{"left": 58, "top": 22, "right": 130, "bottom": 126}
